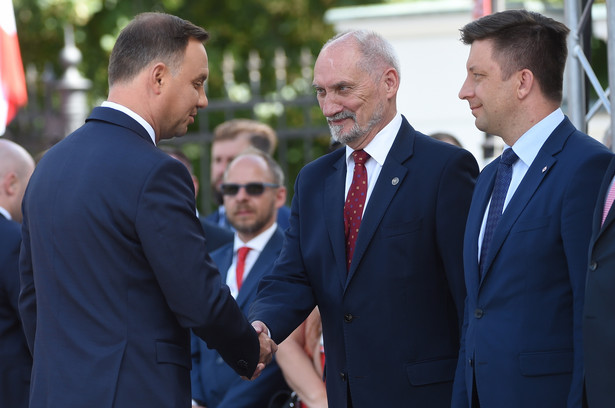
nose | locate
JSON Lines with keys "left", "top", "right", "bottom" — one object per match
{"left": 320, "top": 94, "right": 343, "bottom": 118}
{"left": 458, "top": 76, "right": 472, "bottom": 100}
{"left": 198, "top": 88, "right": 208, "bottom": 109}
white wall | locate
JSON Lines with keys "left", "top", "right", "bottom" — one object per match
{"left": 325, "top": 0, "right": 489, "bottom": 164}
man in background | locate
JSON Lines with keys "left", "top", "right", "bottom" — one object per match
{"left": 0, "top": 139, "right": 34, "bottom": 408}
{"left": 206, "top": 119, "right": 290, "bottom": 230}
{"left": 192, "top": 149, "right": 289, "bottom": 407}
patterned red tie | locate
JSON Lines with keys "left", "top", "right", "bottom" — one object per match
{"left": 602, "top": 180, "right": 615, "bottom": 226}
{"left": 236, "top": 246, "right": 250, "bottom": 291}
{"left": 344, "top": 150, "right": 370, "bottom": 270}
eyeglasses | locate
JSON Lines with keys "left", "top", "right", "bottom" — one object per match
{"left": 220, "top": 182, "right": 280, "bottom": 196}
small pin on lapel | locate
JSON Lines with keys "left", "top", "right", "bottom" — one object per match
{"left": 392, "top": 177, "right": 399, "bottom": 186}
{"left": 542, "top": 166, "right": 547, "bottom": 173}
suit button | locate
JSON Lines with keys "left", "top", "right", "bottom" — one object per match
{"left": 344, "top": 313, "right": 354, "bottom": 323}
{"left": 237, "top": 359, "right": 248, "bottom": 370}
{"left": 589, "top": 261, "right": 597, "bottom": 271}
{"left": 340, "top": 372, "right": 347, "bottom": 381}
{"left": 474, "top": 308, "right": 484, "bottom": 319}
{"left": 469, "top": 359, "right": 474, "bottom": 368}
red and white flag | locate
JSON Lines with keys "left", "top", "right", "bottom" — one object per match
{"left": 0, "top": 0, "right": 27, "bottom": 135}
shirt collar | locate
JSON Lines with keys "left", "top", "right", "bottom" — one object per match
{"left": 233, "top": 222, "right": 278, "bottom": 253}
{"left": 0, "top": 206, "right": 11, "bottom": 220}
{"left": 508, "top": 108, "right": 564, "bottom": 167}
{"left": 345, "top": 112, "right": 402, "bottom": 167}
{"left": 101, "top": 101, "right": 157, "bottom": 145}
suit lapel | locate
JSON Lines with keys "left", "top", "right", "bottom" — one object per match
{"left": 480, "top": 120, "right": 570, "bottom": 282}
{"left": 347, "top": 119, "right": 412, "bottom": 284}
{"left": 325, "top": 153, "right": 350, "bottom": 289}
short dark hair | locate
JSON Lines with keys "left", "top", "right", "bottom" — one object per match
{"left": 108, "top": 12, "right": 209, "bottom": 86}
{"left": 225, "top": 148, "right": 285, "bottom": 186}
{"left": 460, "top": 9, "right": 569, "bottom": 103}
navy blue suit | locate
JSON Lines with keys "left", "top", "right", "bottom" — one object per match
{"left": 0, "top": 213, "right": 31, "bottom": 408}
{"left": 452, "top": 117, "right": 613, "bottom": 408}
{"left": 249, "top": 116, "right": 478, "bottom": 407}
{"left": 200, "top": 217, "right": 234, "bottom": 254}
{"left": 19, "top": 107, "right": 260, "bottom": 407}
{"left": 191, "top": 228, "right": 289, "bottom": 407}
{"left": 584, "top": 155, "right": 615, "bottom": 408}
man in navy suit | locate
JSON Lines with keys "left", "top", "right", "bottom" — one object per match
{"left": 192, "top": 149, "right": 290, "bottom": 407}
{"left": 451, "top": 10, "right": 613, "bottom": 408}
{"left": 205, "top": 119, "right": 291, "bottom": 231}
{"left": 249, "top": 30, "right": 479, "bottom": 407}
{"left": 18, "top": 13, "right": 276, "bottom": 408}
{"left": 0, "top": 139, "right": 34, "bottom": 408}
{"left": 584, "top": 145, "right": 615, "bottom": 408}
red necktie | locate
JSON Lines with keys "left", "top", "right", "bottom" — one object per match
{"left": 236, "top": 246, "right": 250, "bottom": 291}
{"left": 602, "top": 180, "right": 615, "bottom": 226}
{"left": 344, "top": 150, "right": 369, "bottom": 270}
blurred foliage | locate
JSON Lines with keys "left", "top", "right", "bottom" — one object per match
{"left": 12, "top": 0, "right": 384, "bottom": 209}
{"left": 13, "top": 0, "right": 384, "bottom": 103}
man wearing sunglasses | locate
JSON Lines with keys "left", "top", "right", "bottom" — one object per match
{"left": 205, "top": 119, "right": 291, "bottom": 231}
{"left": 192, "top": 148, "right": 290, "bottom": 408}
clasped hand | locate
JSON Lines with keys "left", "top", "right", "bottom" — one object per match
{"left": 244, "top": 320, "right": 277, "bottom": 380}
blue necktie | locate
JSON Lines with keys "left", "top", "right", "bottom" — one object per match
{"left": 479, "top": 148, "right": 519, "bottom": 278}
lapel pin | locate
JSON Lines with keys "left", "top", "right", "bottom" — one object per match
{"left": 542, "top": 166, "right": 547, "bottom": 173}
{"left": 392, "top": 177, "right": 399, "bottom": 186}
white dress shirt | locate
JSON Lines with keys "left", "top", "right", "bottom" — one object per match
{"left": 101, "top": 101, "right": 156, "bottom": 145}
{"left": 226, "top": 222, "right": 278, "bottom": 298}
{"left": 478, "top": 108, "right": 565, "bottom": 259}
{"left": 0, "top": 206, "right": 11, "bottom": 220}
{"left": 344, "top": 112, "right": 402, "bottom": 209}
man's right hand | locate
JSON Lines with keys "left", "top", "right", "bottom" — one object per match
{"left": 246, "top": 320, "right": 278, "bottom": 379}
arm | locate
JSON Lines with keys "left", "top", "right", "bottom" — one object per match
{"left": 560, "top": 151, "right": 612, "bottom": 407}
{"left": 136, "top": 158, "right": 263, "bottom": 378}
{"left": 276, "top": 309, "right": 327, "bottom": 408}
{"left": 18, "top": 213, "right": 36, "bottom": 354}
{"left": 436, "top": 149, "right": 478, "bottom": 323}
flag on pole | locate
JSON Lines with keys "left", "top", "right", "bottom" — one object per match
{"left": 0, "top": 0, "right": 27, "bottom": 136}
{"left": 473, "top": 0, "right": 493, "bottom": 19}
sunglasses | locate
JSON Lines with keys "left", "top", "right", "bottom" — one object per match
{"left": 220, "top": 182, "right": 280, "bottom": 196}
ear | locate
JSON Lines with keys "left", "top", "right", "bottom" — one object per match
{"left": 517, "top": 69, "right": 534, "bottom": 100}
{"left": 150, "top": 62, "right": 168, "bottom": 95}
{"left": 275, "top": 186, "right": 287, "bottom": 209}
{"left": 382, "top": 67, "right": 399, "bottom": 99}
{"left": 2, "top": 172, "right": 18, "bottom": 196}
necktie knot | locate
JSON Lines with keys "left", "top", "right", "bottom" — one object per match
{"left": 500, "top": 148, "right": 518, "bottom": 167}
{"left": 353, "top": 150, "right": 369, "bottom": 165}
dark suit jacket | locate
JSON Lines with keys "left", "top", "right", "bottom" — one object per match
{"left": 200, "top": 217, "right": 234, "bottom": 254}
{"left": 206, "top": 205, "right": 291, "bottom": 232}
{"left": 191, "top": 227, "right": 289, "bottom": 407}
{"left": 452, "top": 117, "right": 613, "bottom": 408}
{"left": 0, "top": 214, "right": 31, "bottom": 408}
{"left": 584, "top": 155, "right": 615, "bottom": 408}
{"left": 249, "top": 116, "right": 479, "bottom": 407}
{"left": 18, "top": 107, "right": 260, "bottom": 407}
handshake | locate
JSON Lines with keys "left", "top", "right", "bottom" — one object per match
{"left": 247, "top": 320, "right": 278, "bottom": 380}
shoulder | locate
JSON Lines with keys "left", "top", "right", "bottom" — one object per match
{"left": 0, "top": 217, "right": 21, "bottom": 247}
